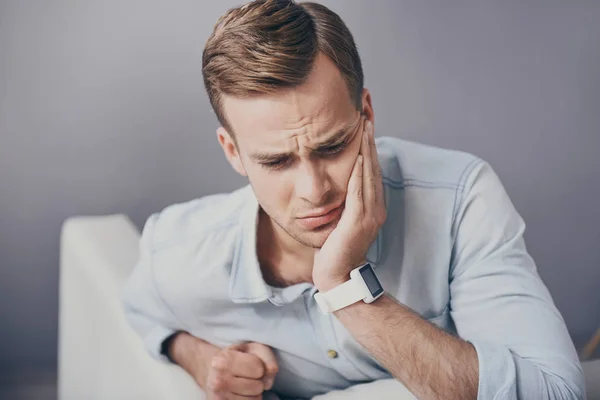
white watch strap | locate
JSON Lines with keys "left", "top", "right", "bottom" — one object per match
{"left": 314, "top": 278, "right": 367, "bottom": 314}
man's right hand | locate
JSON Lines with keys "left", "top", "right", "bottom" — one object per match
{"left": 206, "top": 342, "right": 279, "bottom": 400}
{"left": 167, "top": 332, "right": 279, "bottom": 400}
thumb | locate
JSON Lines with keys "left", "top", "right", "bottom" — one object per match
{"left": 245, "top": 342, "right": 279, "bottom": 390}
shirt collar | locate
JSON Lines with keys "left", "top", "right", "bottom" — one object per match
{"left": 229, "top": 185, "right": 383, "bottom": 305}
{"left": 229, "top": 186, "right": 272, "bottom": 304}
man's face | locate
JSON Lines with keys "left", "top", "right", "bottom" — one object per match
{"left": 218, "top": 54, "right": 373, "bottom": 248}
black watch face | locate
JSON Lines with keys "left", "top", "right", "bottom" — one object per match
{"left": 359, "top": 264, "right": 383, "bottom": 297}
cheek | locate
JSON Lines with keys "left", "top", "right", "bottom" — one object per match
{"left": 246, "top": 165, "right": 293, "bottom": 208}
{"left": 329, "top": 150, "right": 359, "bottom": 192}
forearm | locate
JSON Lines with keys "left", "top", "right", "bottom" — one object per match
{"left": 334, "top": 294, "right": 478, "bottom": 400}
{"left": 168, "top": 332, "right": 221, "bottom": 389}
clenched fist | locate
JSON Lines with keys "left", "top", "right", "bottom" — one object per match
{"left": 206, "top": 342, "right": 279, "bottom": 400}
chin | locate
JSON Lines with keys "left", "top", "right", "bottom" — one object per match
{"left": 293, "top": 221, "right": 338, "bottom": 249}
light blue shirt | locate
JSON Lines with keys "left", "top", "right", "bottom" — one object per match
{"left": 122, "top": 137, "right": 585, "bottom": 399}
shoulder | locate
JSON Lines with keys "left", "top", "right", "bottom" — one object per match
{"left": 375, "top": 137, "right": 484, "bottom": 191}
{"left": 141, "top": 185, "right": 253, "bottom": 254}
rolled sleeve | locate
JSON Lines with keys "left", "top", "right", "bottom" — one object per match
{"left": 122, "top": 213, "right": 180, "bottom": 363}
{"left": 450, "top": 162, "right": 585, "bottom": 399}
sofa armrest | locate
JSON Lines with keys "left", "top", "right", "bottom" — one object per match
{"left": 58, "top": 214, "right": 204, "bottom": 400}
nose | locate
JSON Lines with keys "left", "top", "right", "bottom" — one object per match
{"left": 294, "top": 160, "right": 332, "bottom": 205}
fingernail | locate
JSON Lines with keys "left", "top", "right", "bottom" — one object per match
{"left": 366, "top": 120, "right": 373, "bottom": 132}
{"left": 358, "top": 155, "right": 363, "bottom": 165}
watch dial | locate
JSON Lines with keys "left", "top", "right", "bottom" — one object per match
{"left": 359, "top": 264, "right": 383, "bottom": 297}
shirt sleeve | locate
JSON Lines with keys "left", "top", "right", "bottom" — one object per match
{"left": 449, "top": 161, "right": 586, "bottom": 399}
{"left": 121, "top": 213, "right": 181, "bottom": 364}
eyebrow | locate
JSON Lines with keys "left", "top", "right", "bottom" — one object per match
{"left": 249, "top": 124, "right": 354, "bottom": 163}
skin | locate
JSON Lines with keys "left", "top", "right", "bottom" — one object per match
{"left": 169, "top": 332, "right": 278, "bottom": 400}
{"left": 218, "top": 53, "right": 374, "bottom": 285}
{"left": 217, "top": 52, "right": 479, "bottom": 399}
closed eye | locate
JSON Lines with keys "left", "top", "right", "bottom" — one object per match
{"left": 260, "top": 157, "right": 292, "bottom": 170}
{"left": 317, "top": 141, "right": 349, "bottom": 157}
{"left": 258, "top": 134, "right": 351, "bottom": 170}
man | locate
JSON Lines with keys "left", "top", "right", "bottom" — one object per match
{"left": 122, "top": 1, "right": 585, "bottom": 399}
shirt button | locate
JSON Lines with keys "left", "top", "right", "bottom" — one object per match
{"left": 327, "top": 350, "right": 338, "bottom": 359}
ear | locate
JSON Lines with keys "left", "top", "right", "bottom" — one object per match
{"left": 217, "top": 127, "right": 247, "bottom": 176}
{"left": 361, "top": 88, "right": 375, "bottom": 126}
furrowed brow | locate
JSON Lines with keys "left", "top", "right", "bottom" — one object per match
{"left": 250, "top": 120, "right": 359, "bottom": 162}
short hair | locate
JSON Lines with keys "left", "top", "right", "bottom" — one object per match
{"left": 202, "top": 0, "right": 364, "bottom": 133}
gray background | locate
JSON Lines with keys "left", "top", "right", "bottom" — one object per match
{"left": 1, "top": 0, "right": 599, "bottom": 375}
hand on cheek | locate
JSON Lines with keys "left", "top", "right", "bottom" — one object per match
{"left": 313, "top": 119, "right": 386, "bottom": 292}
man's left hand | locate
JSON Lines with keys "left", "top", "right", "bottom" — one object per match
{"left": 312, "top": 118, "right": 386, "bottom": 292}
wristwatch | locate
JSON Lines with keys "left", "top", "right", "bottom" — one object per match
{"left": 314, "top": 263, "right": 384, "bottom": 314}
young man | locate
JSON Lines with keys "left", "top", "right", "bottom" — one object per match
{"left": 123, "top": 1, "right": 585, "bottom": 399}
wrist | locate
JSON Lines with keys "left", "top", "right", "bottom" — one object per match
{"left": 161, "top": 331, "right": 184, "bottom": 363}
{"left": 314, "top": 260, "right": 367, "bottom": 292}
{"left": 315, "top": 275, "right": 349, "bottom": 292}
{"left": 170, "top": 332, "right": 220, "bottom": 389}
{"left": 314, "top": 263, "right": 385, "bottom": 315}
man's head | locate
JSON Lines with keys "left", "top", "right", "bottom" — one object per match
{"left": 203, "top": 0, "right": 374, "bottom": 248}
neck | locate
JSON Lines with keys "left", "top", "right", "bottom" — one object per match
{"left": 257, "top": 207, "right": 316, "bottom": 288}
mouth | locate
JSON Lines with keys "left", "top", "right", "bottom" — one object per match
{"left": 296, "top": 203, "right": 344, "bottom": 230}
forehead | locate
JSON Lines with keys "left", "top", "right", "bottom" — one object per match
{"left": 221, "top": 54, "right": 357, "bottom": 147}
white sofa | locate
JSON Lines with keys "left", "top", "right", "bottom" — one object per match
{"left": 58, "top": 214, "right": 205, "bottom": 400}
{"left": 58, "top": 214, "right": 598, "bottom": 399}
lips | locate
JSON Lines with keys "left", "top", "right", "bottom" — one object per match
{"left": 296, "top": 203, "right": 344, "bottom": 230}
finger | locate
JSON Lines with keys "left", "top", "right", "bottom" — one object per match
{"left": 346, "top": 153, "right": 364, "bottom": 216}
{"left": 227, "top": 395, "right": 261, "bottom": 400}
{"left": 209, "top": 391, "right": 261, "bottom": 400}
{"left": 206, "top": 368, "right": 264, "bottom": 398}
{"left": 361, "top": 120, "right": 376, "bottom": 213}
{"left": 229, "top": 376, "right": 265, "bottom": 397}
{"left": 366, "top": 120, "right": 384, "bottom": 206}
{"left": 212, "top": 349, "right": 265, "bottom": 380}
{"left": 207, "top": 391, "right": 261, "bottom": 400}
{"left": 245, "top": 343, "right": 279, "bottom": 390}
